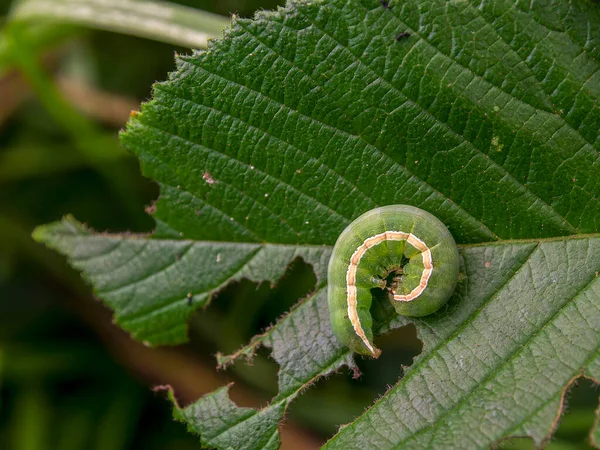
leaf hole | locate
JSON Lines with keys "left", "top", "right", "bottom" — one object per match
{"left": 496, "top": 376, "right": 600, "bottom": 449}
{"left": 186, "top": 258, "right": 318, "bottom": 404}
{"left": 286, "top": 324, "right": 422, "bottom": 441}
{"left": 189, "top": 257, "right": 316, "bottom": 352}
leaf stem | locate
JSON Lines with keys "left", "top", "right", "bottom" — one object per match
{"left": 9, "top": 0, "right": 230, "bottom": 48}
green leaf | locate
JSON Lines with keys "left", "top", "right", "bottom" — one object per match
{"left": 217, "top": 236, "right": 600, "bottom": 449}
{"left": 170, "top": 386, "right": 286, "bottom": 450}
{"left": 9, "top": 0, "right": 230, "bottom": 48}
{"left": 33, "top": 0, "right": 600, "bottom": 448}
{"left": 325, "top": 238, "right": 600, "bottom": 448}
{"left": 33, "top": 216, "right": 330, "bottom": 345}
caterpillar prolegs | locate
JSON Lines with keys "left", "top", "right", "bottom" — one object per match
{"left": 327, "top": 205, "right": 460, "bottom": 358}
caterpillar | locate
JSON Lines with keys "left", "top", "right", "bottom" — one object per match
{"left": 327, "top": 205, "right": 460, "bottom": 358}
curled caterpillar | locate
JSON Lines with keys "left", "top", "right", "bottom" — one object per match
{"left": 327, "top": 205, "right": 460, "bottom": 358}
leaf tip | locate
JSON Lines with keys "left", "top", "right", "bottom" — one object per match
{"left": 153, "top": 384, "right": 187, "bottom": 420}
{"left": 32, "top": 215, "right": 87, "bottom": 245}
{"left": 31, "top": 224, "right": 49, "bottom": 244}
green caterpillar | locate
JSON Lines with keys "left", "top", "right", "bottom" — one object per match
{"left": 327, "top": 205, "right": 460, "bottom": 358}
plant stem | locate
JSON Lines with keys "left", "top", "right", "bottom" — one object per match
{"left": 9, "top": 0, "right": 230, "bottom": 48}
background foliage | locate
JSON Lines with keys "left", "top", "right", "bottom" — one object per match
{"left": 1, "top": 0, "right": 599, "bottom": 449}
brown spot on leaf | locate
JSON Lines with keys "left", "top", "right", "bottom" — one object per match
{"left": 145, "top": 203, "right": 157, "bottom": 215}
{"left": 203, "top": 172, "right": 215, "bottom": 185}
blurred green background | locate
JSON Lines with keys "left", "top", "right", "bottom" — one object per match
{"left": 0, "top": 1, "right": 597, "bottom": 449}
